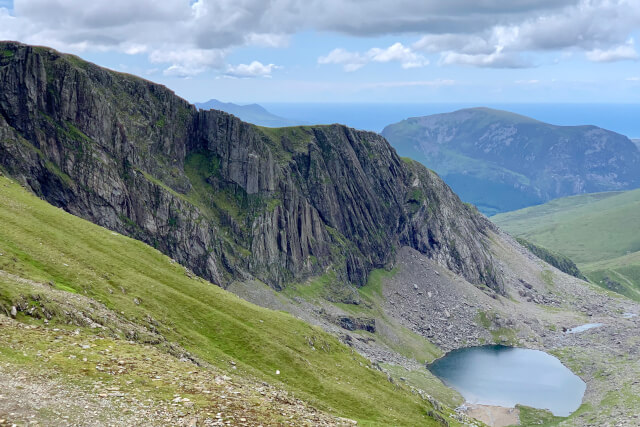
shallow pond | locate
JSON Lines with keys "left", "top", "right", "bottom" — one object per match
{"left": 566, "top": 323, "right": 603, "bottom": 334}
{"left": 428, "top": 345, "right": 585, "bottom": 416}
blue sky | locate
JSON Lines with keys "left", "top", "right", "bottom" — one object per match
{"left": 1, "top": 0, "right": 639, "bottom": 104}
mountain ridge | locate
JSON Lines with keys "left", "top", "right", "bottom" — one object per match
{"left": 0, "top": 41, "right": 502, "bottom": 299}
{"left": 195, "top": 98, "right": 305, "bottom": 127}
{"left": 382, "top": 107, "right": 640, "bottom": 215}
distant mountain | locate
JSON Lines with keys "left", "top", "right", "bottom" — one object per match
{"left": 195, "top": 99, "right": 304, "bottom": 127}
{"left": 493, "top": 188, "right": 640, "bottom": 301}
{"left": 382, "top": 108, "right": 640, "bottom": 216}
{"left": 633, "top": 139, "right": 640, "bottom": 151}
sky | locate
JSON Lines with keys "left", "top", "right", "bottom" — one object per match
{"left": 1, "top": 0, "right": 640, "bottom": 104}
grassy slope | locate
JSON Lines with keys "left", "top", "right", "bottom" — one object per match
{"left": 0, "top": 313, "right": 336, "bottom": 426}
{"left": 493, "top": 189, "right": 640, "bottom": 300}
{"left": 0, "top": 175, "right": 453, "bottom": 426}
{"left": 284, "top": 268, "right": 463, "bottom": 408}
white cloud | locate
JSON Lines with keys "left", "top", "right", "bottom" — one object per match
{"left": 627, "top": 76, "right": 640, "bottom": 81}
{"left": 244, "top": 33, "right": 289, "bottom": 48}
{"left": 124, "top": 44, "right": 148, "bottom": 55}
{"left": 586, "top": 40, "right": 639, "bottom": 62}
{"left": 364, "top": 79, "right": 455, "bottom": 88}
{"left": 368, "top": 42, "right": 429, "bottom": 68}
{"left": 413, "top": 0, "right": 640, "bottom": 68}
{"left": 1, "top": 0, "right": 639, "bottom": 72}
{"left": 318, "top": 48, "right": 367, "bottom": 71}
{"left": 319, "top": 43, "right": 428, "bottom": 71}
{"left": 225, "top": 61, "right": 279, "bottom": 78}
{"left": 440, "top": 48, "right": 530, "bottom": 68}
{"left": 150, "top": 48, "right": 227, "bottom": 77}
{"left": 413, "top": 34, "right": 494, "bottom": 55}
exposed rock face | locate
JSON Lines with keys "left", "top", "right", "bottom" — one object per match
{"left": 0, "top": 42, "right": 503, "bottom": 296}
{"left": 332, "top": 315, "right": 376, "bottom": 333}
{"left": 382, "top": 107, "right": 640, "bottom": 215}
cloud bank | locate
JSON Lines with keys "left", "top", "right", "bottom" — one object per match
{"left": 318, "top": 43, "right": 428, "bottom": 71}
{"left": 0, "top": 0, "right": 638, "bottom": 75}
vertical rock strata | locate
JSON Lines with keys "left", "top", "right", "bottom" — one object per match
{"left": 0, "top": 42, "right": 502, "bottom": 296}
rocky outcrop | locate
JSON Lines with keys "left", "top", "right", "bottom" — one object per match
{"left": 0, "top": 42, "right": 503, "bottom": 297}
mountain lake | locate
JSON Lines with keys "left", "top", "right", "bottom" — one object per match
{"left": 428, "top": 345, "right": 586, "bottom": 416}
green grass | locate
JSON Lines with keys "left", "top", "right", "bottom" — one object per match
{"left": 476, "top": 311, "right": 492, "bottom": 329}
{"left": 599, "top": 383, "right": 640, "bottom": 409}
{"left": 0, "top": 175, "right": 453, "bottom": 426}
{"left": 358, "top": 268, "right": 397, "bottom": 302}
{"left": 371, "top": 324, "right": 442, "bottom": 365}
{"left": 382, "top": 364, "right": 464, "bottom": 409}
{"left": 492, "top": 189, "right": 640, "bottom": 264}
{"left": 516, "top": 405, "right": 566, "bottom": 426}
{"left": 1, "top": 48, "right": 15, "bottom": 59}
{"left": 255, "top": 126, "right": 316, "bottom": 165}
{"left": 493, "top": 188, "right": 640, "bottom": 300}
{"left": 286, "top": 267, "right": 443, "bottom": 364}
{"left": 541, "top": 270, "right": 555, "bottom": 288}
{"left": 283, "top": 271, "right": 337, "bottom": 300}
{"left": 516, "top": 237, "right": 585, "bottom": 280}
{"left": 582, "top": 251, "right": 640, "bottom": 301}
{"left": 0, "top": 315, "right": 333, "bottom": 425}
{"left": 475, "top": 311, "right": 519, "bottom": 345}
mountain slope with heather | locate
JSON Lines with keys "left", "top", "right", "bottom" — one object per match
{"left": 382, "top": 108, "right": 640, "bottom": 215}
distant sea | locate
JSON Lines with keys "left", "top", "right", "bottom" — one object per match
{"left": 262, "top": 103, "right": 640, "bottom": 138}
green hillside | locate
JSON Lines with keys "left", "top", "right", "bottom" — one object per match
{"left": 0, "top": 174, "right": 452, "bottom": 426}
{"left": 493, "top": 189, "right": 640, "bottom": 300}
{"left": 382, "top": 108, "right": 640, "bottom": 216}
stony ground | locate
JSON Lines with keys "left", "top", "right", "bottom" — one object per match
{"left": 462, "top": 405, "right": 519, "bottom": 427}
{"left": 378, "top": 233, "right": 640, "bottom": 426}
{"left": 230, "top": 232, "right": 640, "bottom": 426}
{"left": 3, "top": 228, "right": 637, "bottom": 426}
{"left": 0, "top": 315, "right": 353, "bottom": 427}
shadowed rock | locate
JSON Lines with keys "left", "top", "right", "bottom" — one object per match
{"left": 0, "top": 42, "right": 503, "bottom": 297}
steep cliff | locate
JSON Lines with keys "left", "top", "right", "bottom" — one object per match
{"left": 0, "top": 42, "right": 502, "bottom": 296}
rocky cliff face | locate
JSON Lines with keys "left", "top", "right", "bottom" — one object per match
{"left": 383, "top": 107, "right": 640, "bottom": 215}
{"left": 0, "top": 42, "right": 502, "bottom": 297}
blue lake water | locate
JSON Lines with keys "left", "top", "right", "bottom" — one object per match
{"left": 263, "top": 103, "right": 640, "bottom": 138}
{"left": 428, "top": 345, "right": 586, "bottom": 417}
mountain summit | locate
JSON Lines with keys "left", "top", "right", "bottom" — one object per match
{"left": 382, "top": 107, "right": 640, "bottom": 215}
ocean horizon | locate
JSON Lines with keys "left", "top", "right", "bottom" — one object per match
{"left": 262, "top": 102, "right": 640, "bottom": 139}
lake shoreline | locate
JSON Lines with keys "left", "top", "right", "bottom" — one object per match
{"left": 459, "top": 403, "right": 520, "bottom": 427}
